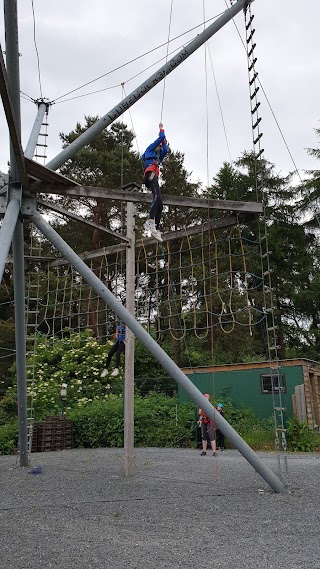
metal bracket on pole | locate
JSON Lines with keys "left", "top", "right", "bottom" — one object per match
{"left": 20, "top": 195, "right": 37, "bottom": 217}
{"left": 0, "top": 194, "right": 8, "bottom": 213}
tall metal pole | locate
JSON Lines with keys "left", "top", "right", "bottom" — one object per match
{"left": 4, "top": 0, "right": 28, "bottom": 465}
{"left": 124, "top": 202, "right": 135, "bottom": 477}
{"left": 12, "top": 218, "right": 28, "bottom": 465}
{"left": 47, "top": 0, "right": 251, "bottom": 171}
{"left": 31, "top": 210, "right": 288, "bottom": 494}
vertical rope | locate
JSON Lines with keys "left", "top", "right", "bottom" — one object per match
{"left": 160, "top": 0, "right": 174, "bottom": 122}
{"left": 202, "top": 0, "right": 210, "bottom": 189}
{"left": 122, "top": 84, "right": 144, "bottom": 177}
{"left": 237, "top": 224, "right": 253, "bottom": 336}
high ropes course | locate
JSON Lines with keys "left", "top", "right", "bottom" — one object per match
{"left": 0, "top": 0, "right": 289, "bottom": 494}
{"left": 25, "top": 224, "right": 263, "bottom": 342}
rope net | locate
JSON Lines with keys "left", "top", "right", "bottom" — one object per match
{"left": 25, "top": 239, "right": 126, "bottom": 344}
{"left": 25, "top": 223, "right": 264, "bottom": 345}
{"left": 137, "top": 227, "right": 263, "bottom": 341}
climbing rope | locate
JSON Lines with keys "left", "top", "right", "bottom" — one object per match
{"left": 160, "top": 0, "right": 174, "bottom": 123}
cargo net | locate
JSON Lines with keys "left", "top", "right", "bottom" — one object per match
{"left": 25, "top": 223, "right": 265, "bottom": 344}
{"left": 136, "top": 225, "right": 264, "bottom": 341}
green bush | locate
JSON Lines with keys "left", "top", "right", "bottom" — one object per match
{"left": 241, "top": 425, "right": 275, "bottom": 450}
{"left": 0, "top": 390, "right": 17, "bottom": 425}
{"left": 286, "top": 416, "right": 320, "bottom": 452}
{"left": 68, "top": 396, "right": 124, "bottom": 448}
{"left": 134, "top": 393, "right": 194, "bottom": 447}
{"left": 212, "top": 399, "right": 275, "bottom": 450}
{"left": 3, "top": 397, "right": 320, "bottom": 455}
{"left": 0, "top": 419, "right": 18, "bottom": 455}
{"left": 133, "top": 341, "right": 177, "bottom": 396}
{"left": 68, "top": 394, "right": 195, "bottom": 449}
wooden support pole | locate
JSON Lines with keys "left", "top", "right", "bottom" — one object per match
{"left": 124, "top": 201, "right": 135, "bottom": 477}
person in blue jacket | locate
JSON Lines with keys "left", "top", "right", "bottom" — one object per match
{"left": 142, "top": 122, "right": 168, "bottom": 242}
{"left": 101, "top": 322, "right": 126, "bottom": 378}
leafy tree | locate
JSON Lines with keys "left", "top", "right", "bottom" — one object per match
{"left": 160, "top": 150, "right": 203, "bottom": 231}
{"left": 286, "top": 129, "right": 320, "bottom": 358}
{"left": 37, "top": 118, "right": 143, "bottom": 337}
{"left": 54, "top": 117, "right": 142, "bottom": 250}
{"left": 0, "top": 270, "right": 15, "bottom": 393}
{"left": 297, "top": 126, "right": 320, "bottom": 229}
{"left": 134, "top": 339, "right": 177, "bottom": 396}
{"left": 202, "top": 152, "right": 320, "bottom": 361}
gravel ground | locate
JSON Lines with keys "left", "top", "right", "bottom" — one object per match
{"left": 0, "top": 447, "right": 319, "bottom": 569}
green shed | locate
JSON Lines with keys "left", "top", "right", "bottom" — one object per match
{"left": 180, "top": 359, "right": 320, "bottom": 426}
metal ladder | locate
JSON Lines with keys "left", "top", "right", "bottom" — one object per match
{"left": 244, "top": 3, "right": 288, "bottom": 487}
{"left": 33, "top": 109, "right": 49, "bottom": 164}
{"left": 25, "top": 103, "right": 50, "bottom": 454}
{"left": 24, "top": 235, "right": 45, "bottom": 457}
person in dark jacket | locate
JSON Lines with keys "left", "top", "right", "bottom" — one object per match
{"left": 216, "top": 403, "right": 225, "bottom": 450}
{"left": 198, "top": 394, "right": 216, "bottom": 457}
{"left": 101, "top": 322, "right": 126, "bottom": 378}
{"left": 142, "top": 122, "right": 168, "bottom": 242}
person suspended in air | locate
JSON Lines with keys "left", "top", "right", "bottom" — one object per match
{"left": 142, "top": 122, "right": 168, "bottom": 243}
{"left": 101, "top": 321, "right": 126, "bottom": 378}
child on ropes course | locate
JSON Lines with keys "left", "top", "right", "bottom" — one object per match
{"left": 101, "top": 322, "right": 126, "bottom": 378}
{"left": 142, "top": 122, "right": 168, "bottom": 243}
{"left": 197, "top": 393, "right": 217, "bottom": 457}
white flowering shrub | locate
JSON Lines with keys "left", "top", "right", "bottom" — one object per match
{"left": 25, "top": 330, "right": 123, "bottom": 419}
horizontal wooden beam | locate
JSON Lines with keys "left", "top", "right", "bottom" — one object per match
{"left": 48, "top": 214, "right": 243, "bottom": 267}
{"left": 37, "top": 198, "right": 129, "bottom": 243}
{"left": 25, "top": 159, "right": 80, "bottom": 186}
{"left": 6, "top": 254, "right": 56, "bottom": 263}
{"left": 6, "top": 212, "right": 244, "bottom": 267}
{"left": 30, "top": 182, "right": 263, "bottom": 214}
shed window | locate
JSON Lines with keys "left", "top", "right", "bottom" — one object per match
{"left": 260, "top": 373, "right": 286, "bottom": 394}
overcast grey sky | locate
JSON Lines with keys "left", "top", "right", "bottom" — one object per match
{"left": 0, "top": 0, "right": 319, "bottom": 186}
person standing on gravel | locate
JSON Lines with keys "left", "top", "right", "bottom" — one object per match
{"left": 198, "top": 394, "right": 216, "bottom": 457}
{"left": 216, "top": 403, "right": 225, "bottom": 451}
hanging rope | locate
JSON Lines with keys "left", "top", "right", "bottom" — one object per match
{"left": 160, "top": 0, "right": 174, "bottom": 122}
{"left": 191, "top": 228, "right": 209, "bottom": 339}
{"left": 237, "top": 223, "right": 253, "bottom": 336}
{"left": 202, "top": 0, "right": 210, "bottom": 189}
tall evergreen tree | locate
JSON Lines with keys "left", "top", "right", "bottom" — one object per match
{"left": 297, "top": 126, "right": 320, "bottom": 229}
{"left": 57, "top": 117, "right": 142, "bottom": 250}
{"left": 205, "top": 153, "right": 320, "bottom": 361}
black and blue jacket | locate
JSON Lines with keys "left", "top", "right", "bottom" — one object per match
{"left": 142, "top": 129, "right": 168, "bottom": 175}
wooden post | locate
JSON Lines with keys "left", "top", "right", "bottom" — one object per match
{"left": 302, "top": 362, "right": 313, "bottom": 427}
{"left": 124, "top": 201, "right": 135, "bottom": 476}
